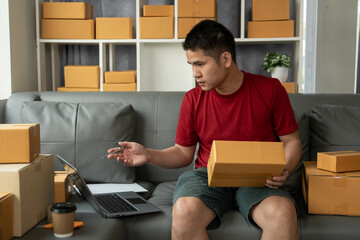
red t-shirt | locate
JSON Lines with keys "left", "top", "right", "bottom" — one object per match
{"left": 175, "top": 71, "right": 299, "bottom": 168}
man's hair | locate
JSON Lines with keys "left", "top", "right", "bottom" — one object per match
{"left": 183, "top": 20, "right": 236, "bottom": 64}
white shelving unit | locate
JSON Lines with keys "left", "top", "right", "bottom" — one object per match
{"left": 35, "top": 0, "right": 304, "bottom": 92}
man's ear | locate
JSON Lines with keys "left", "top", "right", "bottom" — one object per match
{"left": 221, "top": 52, "right": 232, "bottom": 68}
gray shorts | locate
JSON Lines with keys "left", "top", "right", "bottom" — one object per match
{"left": 173, "top": 167, "right": 297, "bottom": 229}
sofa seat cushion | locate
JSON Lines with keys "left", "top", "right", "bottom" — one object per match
{"left": 310, "top": 104, "right": 360, "bottom": 160}
{"left": 21, "top": 101, "right": 136, "bottom": 183}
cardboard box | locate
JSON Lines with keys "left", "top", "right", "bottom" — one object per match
{"left": 178, "top": 0, "right": 216, "bottom": 18}
{"left": 281, "top": 82, "right": 296, "bottom": 93}
{"left": 0, "top": 193, "right": 13, "bottom": 240}
{"left": 42, "top": 2, "right": 93, "bottom": 19}
{"left": 103, "top": 83, "right": 137, "bottom": 92}
{"left": 54, "top": 171, "right": 73, "bottom": 203}
{"left": 57, "top": 87, "right": 100, "bottom": 92}
{"left": 178, "top": 17, "right": 215, "bottom": 39}
{"left": 302, "top": 161, "right": 360, "bottom": 216}
{"left": 252, "top": 0, "right": 290, "bottom": 21}
{"left": 105, "top": 71, "right": 136, "bottom": 84}
{"left": 248, "top": 20, "right": 294, "bottom": 38}
{"left": 317, "top": 151, "right": 360, "bottom": 173}
{"left": 41, "top": 19, "right": 95, "bottom": 39}
{"left": 0, "top": 124, "right": 40, "bottom": 163}
{"left": 143, "top": 5, "right": 174, "bottom": 17}
{"left": 0, "top": 155, "right": 54, "bottom": 236}
{"left": 96, "top": 17, "right": 134, "bottom": 39}
{"left": 64, "top": 65, "right": 100, "bottom": 88}
{"left": 208, "top": 141, "right": 286, "bottom": 187}
{"left": 139, "top": 17, "right": 174, "bottom": 39}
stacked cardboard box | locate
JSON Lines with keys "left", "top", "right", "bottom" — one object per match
{"left": 207, "top": 141, "right": 286, "bottom": 187}
{"left": 96, "top": 17, "right": 134, "bottom": 39}
{"left": 303, "top": 151, "right": 360, "bottom": 216}
{"left": 0, "top": 124, "right": 55, "bottom": 237}
{"left": 140, "top": 5, "right": 174, "bottom": 39}
{"left": 248, "top": 0, "right": 294, "bottom": 38}
{"left": 58, "top": 65, "right": 100, "bottom": 92}
{"left": 103, "top": 71, "right": 137, "bottom": 92}
{"left": 42, "top": 2, "right": 95, "bottom": 39}
{"left": 177, "top": 0, "right": 217, "bottom": 39}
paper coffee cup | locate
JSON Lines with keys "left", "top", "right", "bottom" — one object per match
{"left": 51, "top": 202, "right": 77, "bottom": 238}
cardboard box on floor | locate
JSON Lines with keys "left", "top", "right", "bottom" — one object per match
{"left": 208, "top": 141, "right": 286, "bottom": 187}
{"left": 64, "top": 65, "right": 100, "bottom": 88}
{"left": 0, "top": 155, "right": 54, "bottom": 237}
{"left": 42, "top": 19, "right": 95, "bottom": 39}
{"left": 42, "top": 2, "right": 93, "bottom": 19}
{"left": 96, "top": 17, "right": 134, "bottom": 39}
{"left": 54, "top": 171, "right": 73, "bottom": 203}
{"left": 317, "top": 151, "right": 360, "bottom": 173}
{"left": 302, "top": 161, "right": 360, "bottom": 216}
{"left": 0, "top": 193, "right": 13, "bottom": 240}
{"left": 0, "top": 124, "right": 40, "bottom": 163}
{"left": 252, "top": 0, "right": 290, "bottom": 21}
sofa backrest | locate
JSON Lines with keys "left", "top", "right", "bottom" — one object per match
{"left": 4, "top": 91, "right": 193, "bottom": 184}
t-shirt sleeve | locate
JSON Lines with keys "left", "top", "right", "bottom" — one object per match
{"left": 175, "top": 92, "right": 198, "bottom": 147}
{"left": 272, "top": 81, "right": 299, "bottom": 136}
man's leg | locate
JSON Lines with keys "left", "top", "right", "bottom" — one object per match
{"left": 250, "top": 196, "right": 298, "bottom": 240}
{"left": 172, "top": 196, "right": 216, "bottom": 240}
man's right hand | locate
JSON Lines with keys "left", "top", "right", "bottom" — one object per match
{"left": 107, "top": 142, "right": 150, "bottom": 167}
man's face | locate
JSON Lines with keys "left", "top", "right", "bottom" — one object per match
{"left": 186, "top": 49, "right": 226, "bottom": 91}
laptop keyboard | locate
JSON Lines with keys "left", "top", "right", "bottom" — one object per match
{"left": 95, "top": 193, "right": 138, "bottom": 213}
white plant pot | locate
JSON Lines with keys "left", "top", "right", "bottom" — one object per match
{"left": 271, "top": 67, "right": 289, "bottom": 83}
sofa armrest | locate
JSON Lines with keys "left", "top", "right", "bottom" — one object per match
{"left": 0, "top": 99, "right": 7, "bottom": 123}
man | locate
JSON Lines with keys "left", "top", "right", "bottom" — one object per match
{"left": 108, "top": 20, "right": 302, "bottom": 240}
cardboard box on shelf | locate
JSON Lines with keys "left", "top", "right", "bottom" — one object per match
{"left": 178, "top": 17, "right": 215, "bottom": 39}
{"left": 178, "top": 0, "right": 216, "bottom": 18}
{"left": 54, "top": 171, "right": 73, "bottom": 203}
{"left": 139, "top": 17, "right": 174, "bottom": 39}
{"left": 0, "top": 155, "right": 54, "bottom": 237}
{"left": 57, "top": 87, "right": 100, "bottom": 92}
{"left": 302, "top": 161, "right": 360, "bottom": 216}
{"left": 317, "top": 151, "right": 360, "bottom": 173}
{"left": 105, "top": 71, "right": 136, "bottom": 84}
{"left": 143, "top": 5, "right": 174, "bottom": 17}
{"left": 64, "top": 65, "right": 100, "bottom": 88}
{"left": 0, "top": 193, "right": 13, "bottom": 240}
{"left": 281, "top": 82, "right": 296, "bottom": 93}
{"left": 0, "top": 124, "right": 40, "bottom": 163}
{"left": 42, "top": 2, "right": 93, "bottom": 19}
{"left": 103, "top": 83, "right": 137, "bottom": 92}
{"left": 252, "top": 0, "right": 290, "bottom": 21}
{"left": 96, "top": 17, "right": 134, "bottom": 39}
{"left": 41, "top": 19, "right": 95, "bottom": 39}
{"left": 248, "top": 20, "right": 294, "bottom": 38}
{"left": 208, "top": 141, "right": 286, "bottom": 187}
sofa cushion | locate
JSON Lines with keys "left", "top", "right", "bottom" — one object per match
{"left": 310, "top": 104, "right": 360, "bottom": 161}
{"left": 20, "top": 101, "right": 136, "bottom": 183}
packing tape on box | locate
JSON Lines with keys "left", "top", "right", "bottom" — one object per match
{"left": 333, "top": 176, "right": 347, "bottom": 188}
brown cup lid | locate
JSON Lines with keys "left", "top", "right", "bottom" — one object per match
{"left": 51, "top": 202, "right": 76, "bottom": 214}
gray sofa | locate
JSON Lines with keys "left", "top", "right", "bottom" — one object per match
{"left": 2, "top": 91, "right": 360, "bottom": 240}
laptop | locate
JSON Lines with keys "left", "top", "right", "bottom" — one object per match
{"left": 56, "top": 155, "right": 161, "bottom": 218}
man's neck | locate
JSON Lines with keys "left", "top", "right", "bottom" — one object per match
{"left": 215, "top": 67, "right": 244, "bottom": 95}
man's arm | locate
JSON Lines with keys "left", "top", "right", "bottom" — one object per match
{"left": 265, "top": 130, "right": 302, "bottom": 189}
{"left": 107, "top": 142, "right": 196, "bottom": 169}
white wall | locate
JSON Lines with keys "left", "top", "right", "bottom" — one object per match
{"left": 0, "top": 0, "right": 37, "bottom": 100}
{"left": 315, "top": 0, "right": 358, "bottom": 93}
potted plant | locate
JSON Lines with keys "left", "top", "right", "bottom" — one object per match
{"left": 262, "top": 52, "right": 292, "bottom": 82}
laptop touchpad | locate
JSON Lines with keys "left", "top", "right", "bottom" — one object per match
{"left": 127, "top": 198, "right": 147, "bottom": 204}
